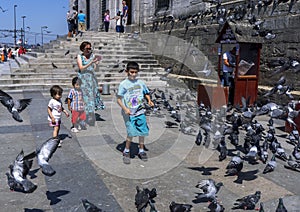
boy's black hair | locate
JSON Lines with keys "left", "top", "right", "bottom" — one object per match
{"left": 72, "top": 77, "right": 81, "bottom": 86}
{"left": 126, "top": 61, "right": 139, "bottom": 72}
{"left": 50, "top": 85, "right": 63, "bottom": 97}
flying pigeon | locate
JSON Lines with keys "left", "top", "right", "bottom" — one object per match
{"left": 196, "top": 179, "right": 223, "bottom": 200}
{"left": 169, "top": 201, "right": 192, "bottom": 212}
{"left": 5, "top": 172, "right": 23, "bottom": 192}
{"left": 36, "top": 137, "right": 61, "bottom": 176}
{"left": 263, "top": 154, "right": 277, "bottom": 174}
{"left": 0, "top": 90, "right": 32, "bottom": 122}
{"left": 64, "top": 50, "right": 70, "bottom": 56}
{"left": 275, "top": 198, "right": 288, "bottom": 212}
{"left": 8, "top": 150, "right": 37, "bottom": 193}
{"left": 52, "top": 62, "right": 58, "bottom": 68}
{"left": 226, "top": 152, "right": 243, "bottom": 175}
{"left": 232, "top": 191, "right": 261, "bottom": 210}
{"left": 81, "top": 199, "right": 102, "bottom": 212}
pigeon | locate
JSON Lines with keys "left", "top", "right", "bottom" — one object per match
{"left": 196, "top": 179, "right": 223, "bottom": 200}
{"left": 165, "top": 121, "right": 178, "bottom": 128}
{"left": 51, "top": 62, "right": 58, "bottom": 68}
{"left": 292, "top": 144, "right": 300, "bottom": 160}
{"left": 275, "top": 144, "right": 288, "bottom": 161}
{"left": 208, "top": 198, "right": 225, "bottom": 212}
{"left": 260, "top": 141, "right": 269, "bottom": 164}
{"left": 195, "top": 129, "right": 203, "bottom": 146}
{"left": 263, "top": 154, "right": 277, "bottom": 174}
{"left": 0, "top": 90, "right": 32, "bottom": 122}
{"left": 232, "top": 191, "right": 261, "bottom": 210}
{"left": 169, "top": 201, "right": 192, "bottom": 212}
{"left": 245, "top": 145, "right": 258, "bottom": 162}
{"left": 64, "top": 50, "right": 70, "bottom": 56}
{"left": 217, "top": 137, "right": 227, "bottom": 161}
{"left": 81, "top": 199, "right": 102, "bottom": 212}
{"left": 226, "top": 152, "right": 243, "bottom": 175}
{"left": 8, "top": 150, "right": 37, "bottom": 193}
{"left": 275, "top": 198, "right": 288, "bottom": 212}
{"left": 259, "top": 202, "right": 265, "bottom": 212}
{"left": 36, "top": 137, "right": 60, "bottom": 176}
{"left": 284, "top": 155, "right": 300, "bottom": 171}
{"left": 135, "top": 186, "right": 157, "bottom": 212}
{"left": 5, "top": 172, "right": 23, "bottom": 192}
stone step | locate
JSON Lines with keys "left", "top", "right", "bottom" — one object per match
{"left": 14, "top": 56, "right": 29, "bottom": 68}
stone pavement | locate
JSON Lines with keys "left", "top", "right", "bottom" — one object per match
{"left": 0, "top": 89, "right": 300, "bottom": 212}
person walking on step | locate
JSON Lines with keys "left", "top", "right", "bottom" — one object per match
{"left": 111, "top": 11, "right": 123, "bottom": 33}
{"left": 77, "top": 10, "right": 86, "bottom": 34}
{"left": 117, "top": 61, "right": 154, "bottom": 164}
{"left": 77, "top": 41, "right": 105, "bottom": 126}
{"left": 48, "top": 85, "right": 69, "bottom": 147}
{"left": 103, "top": 9, "right": 110, "bottom": 32}
{"left": 67, "top": 77, "right": 87, "bottom": 133}
{"left": 122, "top": 0, "right": 129, "bottom": 33}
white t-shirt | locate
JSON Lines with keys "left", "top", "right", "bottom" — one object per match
{"left": 223, "top": 51, "right": 235, "bottom": 73}
{"left": 48, "top": 98, "right": 63, "bottom": 121}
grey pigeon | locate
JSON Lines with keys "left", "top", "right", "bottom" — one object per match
{"left": 208, "top": 198, "right": 225, "bottom": 212}
{"left": 284, "top": 155, "right": 300, "bottom": 171}
{"left": 5, "top": 172, "right": 23, "bottom": 192}
{"left": 275, "top": 144, "right": 288, "bottom": 161}
{"left": 259, "top": 202, "right": 265, "bottom": 212}
{"left": 275, "top": 198, "right": 288, "bottom": 212}
{"left": 81, "top": 199, "right": 102, "bottom": 212}
{"left": 36, "top": 137, "right": 60, "bottom": 176}
{"left": 195, "top": 129, "right": 203, "bottom": 146}
{"left": 232, "top": 191, "right": 261, "bottom": 210}
{"left": 260, "top": 141, "right": 269, "bottom": 164}
{"left": 226, "top": 152, "right": 243, "bottom": 175}
{"left": 165, "top": 121, "right": 178, "bottom": 128}
{"left": 135, "top": 186, "right": 157, "bottom": 212}
{"left": 292, "top": 144, "right": 300, "bottom": 160}
{"left": 196, "top": 179, "right": 223, "bottom": 200}
{"left": 8, "top": 150, "right": 37, "bottom": 193}
{"left": 169, "top": 201, "right": 192, "bottom": 212}
{"left": 0, "top": 90, "right": 32, "bottom": 122}
{"left": 263, "top": 154, "right": 276, "bottom": 174}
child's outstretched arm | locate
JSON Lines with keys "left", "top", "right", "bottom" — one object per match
{"left": 117, "top": 96, "right": 131, "bottom": 115}
{"left": 145, "top": 94, "right": 154, "bottom": 107}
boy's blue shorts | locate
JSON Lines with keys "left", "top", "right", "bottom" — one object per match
{"left": 123, "top": 113, "right": 149, "bottom": 137}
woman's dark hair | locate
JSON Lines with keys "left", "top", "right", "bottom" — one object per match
{"left": 50, "top": 85, "right": 63, "bottom": 97}
{"left": 80, "top": 41, "right": 92, "bottom": 51}
{"left": 72, "top": 76, "right": 81, "bottom": 86}
{"left": 126, "top": 61, "right": 140, "bottom": 72}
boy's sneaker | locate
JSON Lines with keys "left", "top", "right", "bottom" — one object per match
{"left": 123, "top": 152, "right": 131, "bottom": 164}
{"left": 71, "top": 128, "right": 79, "bottom": 133}
{"left": 138, "top": 152, "right": 148, "bottom": 161}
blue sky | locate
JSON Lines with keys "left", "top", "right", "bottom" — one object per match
{"left": 0, "top": 0, "right": 69, "bottom": 45}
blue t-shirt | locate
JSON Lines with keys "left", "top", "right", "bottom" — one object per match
{"left": 117, "top": 78, "right": 149, "bottom": 116}
{"left": 77, "top": 13, "right": 86, "bottom": 23}
{"left": 122, "top": 5, "right": 128, "bottom": 17}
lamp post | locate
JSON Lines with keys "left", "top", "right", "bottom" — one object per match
{"left": 21, "top": 16, "right": 26, "bottom": 44}
{"left": 41, "top": 26, "right": 48, "bottom": 47}
{"left": 14, "top": 5, "right": 17, "bottom": 46}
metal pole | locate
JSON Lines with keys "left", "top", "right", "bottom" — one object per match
{"left": 21, "top": 16, "right": 26, "bottom": 44}
{"left": 14, "top": 5, "right": 17, "bottom": 46}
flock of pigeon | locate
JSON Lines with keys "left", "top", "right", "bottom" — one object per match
{"left": 1, "top": 70, "right": 299, "bottom": 212}
{"left": 151, "top": 0, "right": 298, "bottom": 40}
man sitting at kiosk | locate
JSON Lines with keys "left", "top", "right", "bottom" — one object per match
{"left": 222, "top": 47, "right": 236, "bottom": 105}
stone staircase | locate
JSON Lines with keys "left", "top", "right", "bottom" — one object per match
{"left": 0, "top": 32, "right": 166, "bottom": 92}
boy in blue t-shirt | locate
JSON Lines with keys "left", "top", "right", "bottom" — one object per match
{"left": 117, "top": 61, "right": 154, "bottom": 164}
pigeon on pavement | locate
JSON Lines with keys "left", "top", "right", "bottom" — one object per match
{"left": 208, "top": 198, "right": 225, "bottom": 212}
{"left": 232, "top": 191, "right": 261, "bottom": 210}
{"left": 196, "top": 179, "right": 223, "bottom": 200}
{"left": 8, "top": 150, "right": 37, "bottom": 193}
{"left": 169, "top": 201, "right": 192, "bottom": 212}
{"left": 275, "top": 198, "right": 288, "bottom": 212}
{"left": 0, "top": 90, "right": 32, "bottom": 122}
{"left": 263, "top": 154, "right": 277, "bottom": 174}
{"left": 226, "top": 152, "right": 243, "bottom": 176}
{"left": 81, "top": 198, "right": 102, "bottom": 212}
